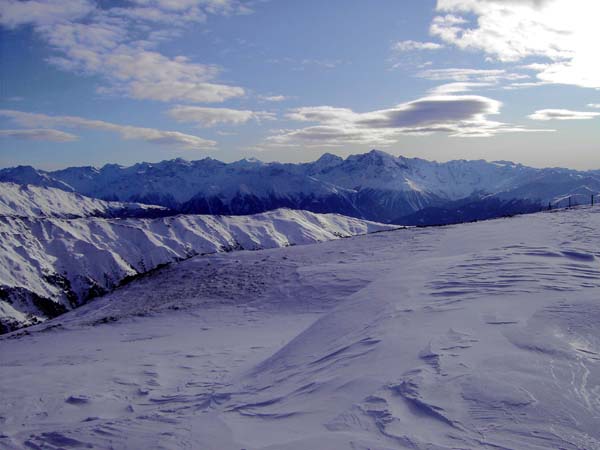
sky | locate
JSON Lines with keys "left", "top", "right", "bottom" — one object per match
{"left": 0, "top": 0, "right": 599, "bottom": 170}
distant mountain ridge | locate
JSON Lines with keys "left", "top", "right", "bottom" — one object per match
{"left": 2, "top": 150, "right": 599, "bottom": 224}
{"left": 0, "top": 182, "right": 168, "bottom": 219}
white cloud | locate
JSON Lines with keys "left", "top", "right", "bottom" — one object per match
{"left": 199, "top": 0, "right": 254, "bottom": 15}
{"left": 1, "top": 1, "right": 248, "bottom": 104}
{"left": 0, "top": 110, "right": 216, "bottom": 150}
{"left": 418, "top": 68, "right": 526, "bottom": 83}
{"left": 502, "top": 81, "right": 552, "bottom": 90}
{"left": 0, "top": 129, "right": 78, "bottom": 142}
{"left": 432, "top": 0, "right": 600, "bottom": 89}
{"left": 259, "top": 95, "right": 289, "bottom": 102}
{"left": 267, "top": 95, "right": 550, "bottom": 147}
{"left": 168, "top": 106, "right": 275, "bottom": 127}
{"left": 106, "top": 6, "right": 207, "bottom": 26}
{"left": 268, "top": 57, "right": 342, "bottom": 71}
{"left": 37, "top": 17, "right": 244, "bottom": 103}
{"left": 0, "top": 0, "right": 94, "bottom": 28}
{"left": 429, "top": 82, "right": 493, "bottom": 95}
{"left": 588, "top": 104, "right": 600, "bottom": 109}
{"left": 393, "top": 40, "right": 443, "bottom": 52}
{"left": 528, "top": 109, "right": 600, "bottom": 121}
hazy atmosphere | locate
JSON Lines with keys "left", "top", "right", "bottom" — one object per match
{"left": 1, "top": 0, "right": 599, "bottom": 169}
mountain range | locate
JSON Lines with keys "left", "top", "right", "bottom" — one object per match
{"left": 2, "top": 150, "right": 600, "bottom": 225}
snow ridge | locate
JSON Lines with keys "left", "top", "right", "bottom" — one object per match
{"left": 0, "top": 182, "right": 167, "bottom": 218}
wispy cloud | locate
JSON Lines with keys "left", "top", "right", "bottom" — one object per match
{"left": 267, "top": 95, "right": 551, "bottom": 147}
{"left": 267, "top": 57, "right": 342, "bottom": 71}
{"left": 528, "top": 109, "right": 600, "bottom": 121}
{"left": 0, "top": 128, "right": 78, "bottom": 142}
{"left": 41, "top": 18, "right": 244, "bottom": 103}
{"left": 588, "top": 104, "right": 600, "bottom": 109}
{"left": 393, "top": 40, "right": 443, "bottom": 52}
{"left": 431, "top": 0, "right": 600, "bottom": 89}
{"left": 428, "top": 82, "right": 493, "bottom": 95}
{"left": 1, "top": 0, "right": 249, "bottom": 104}
{"left": 418, "top": 68, "right": 527, "bottom": 83}
{"left": 0, "top": 110, "right": 216, "bottom": 149}
{"left": 167, "top": 106, "right": 275, "bottom": 127}
{"left": 258, "top": 95, "right": 290, "bottom": 102}
{"left": 0, "top": 0, "right": 94, "bottom": 28}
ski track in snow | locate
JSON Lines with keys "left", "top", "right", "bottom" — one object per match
{"left": 2, "top": 207, "right": 600, "bottom": 449}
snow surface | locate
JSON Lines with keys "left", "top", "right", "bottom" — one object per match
{"left": 0, "top": 207, "right": 395, "bottom": 331}
{"left": 2, "top": 207, "right": 600, "bottom": 449}
{"left": 0, "top": 182, "right": 166, "bottom": 218}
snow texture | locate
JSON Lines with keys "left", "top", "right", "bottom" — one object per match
{"left": 1, "top": 206, "right": 600, "bottom": 449}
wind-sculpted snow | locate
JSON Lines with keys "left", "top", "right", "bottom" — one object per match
{"left": 1, "top": 207, "right": 600, "bottom": 449}
{"left": 0, "top": 209, "right": 394, "bottom": 332}
{"left": 3, "top": 150, "right": 600, "bottom": 223}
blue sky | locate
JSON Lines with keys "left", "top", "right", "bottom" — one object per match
{"left": 0, "top": 0, "right": 599, "bottom": 170}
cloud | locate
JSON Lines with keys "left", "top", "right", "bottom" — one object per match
{"left": 268, "top": 57, "right": 342, "bottom": 71}
{"left": 267, "top": 95, "right": 550, "bottom": 147}
{"left": 432, "top": 0, "right": 600, "bottom": 89}
{"left": 393, "top": 40, "right": 443, "bottom": 52}
{"left": 0, "top": 129, "right": 78, "bottom": 142}
{"left": 1, "top": 1, "right": 248, "bottom": 104}
{"left": 0, "top": 110, "right": 216, "bottom": 149}
{"left": 429, "top": 82, "right": 493, "bottom": 95}
{"left": 528, "top": 109, "right": 600, "bottom": 121}
{"left": 0, "top": 0, "right": 94, "bottom": 28}
{"left": 259, "top": 95, "right": 290, "bottom": 102}
{"left": 36, "top": 17, "right": 244, "bottom": 103}
{"left": 106, "top": 6, "right": 207, "bottom": 26}
{"left": 588, "top": 104, "right": 600, "bottom": 109}
{"left": 168, "top": 106, "right": 275, "bottom": 127}
{"left": 418, "top": 68, "right": 527, "bottom": 83}
{"left": 0, "top": 0, "right": 251, "bottom": 28}
{"left": 502, "top": 81, "right": 552, "bottom": 90}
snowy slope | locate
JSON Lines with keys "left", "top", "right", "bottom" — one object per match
{"left": 0, "top": 209, "right": 395, "bottom": 332}
{"left": 3, "top": 150, "right": 599, "bottom": 223}
{"left": 0, "top": 182, "right": 167, "bottom": 218}
{"left": 1, "top": 207, "right": 600, "bottom": 449}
